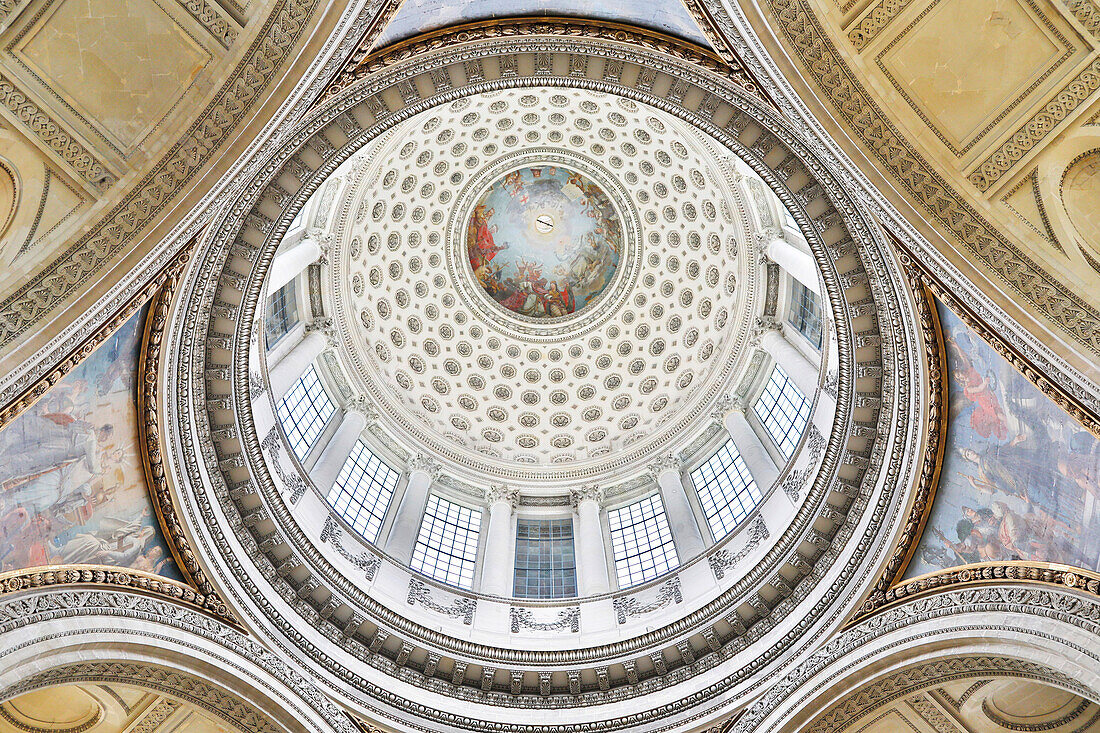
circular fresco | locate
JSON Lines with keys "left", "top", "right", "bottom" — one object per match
{"left": 465, "top": 165, "right": 623, "bottom": 319}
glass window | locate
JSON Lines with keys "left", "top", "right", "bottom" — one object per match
{"left": 787, "top": 280, "right": 822, "bottom": 348}
{"left": 513, "top": 519, "right": 577, "bottom": 599}
{"left": 276, "top": 364, "right": 335, "bottom": 461}
{"left": 691, "top": 439, "right": 763, "bottom": 541}
{"left": 608, "top": 494, "right": 679, "bottom": 589}
{"left": 265, "top": 280, "right": 299, "bottom": 348}
{"left": 753, "top": 365, "right": 810, "bottom": 459}
{"left": 328, "top": 440, "right": 399, "bottom": 544}
{"left": 410, "top": 495, "right": 482, "bottom": 589}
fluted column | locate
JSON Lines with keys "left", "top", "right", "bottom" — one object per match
{"left": 764, "top": 234, "right": 820, "bottom": 295}
{"left": 268, "top": 231, "right": 325, "bottom": 292}
{"left": 570, "top": 486, "right": 609, "bottom": 596}
{"left": 385, "top": 455, "right": 439, "bottom": 564}
{"left": 648, "top": 456, "right": 706, "bottom": 558}
{"left": 267, "top": 329, "right": 327, "bottom": 401}
{"left": 720, "top": 401, "right": 779, "bottom": 489}
{"left": 479, "top": 485, "right": 519, "bottom": 596}
{"left": 309, "top": 405, "right": 368, "bottom": 494}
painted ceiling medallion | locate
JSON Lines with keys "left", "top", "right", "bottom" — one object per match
{"left": 466, "top": 165, "right": 623, "bottom": 320}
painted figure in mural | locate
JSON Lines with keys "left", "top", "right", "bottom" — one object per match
{"left": 0, "top": 307, "right": 178, "bottom": 578}
{"left": 466, "top": 166, "right": 623, "bottom": 319}
{"left": 908, "top": 303, "right": 1100, "bottom": 577}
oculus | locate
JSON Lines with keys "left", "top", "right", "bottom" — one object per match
{"left": 465, "top": 165, "right": 623, "bottom": 319}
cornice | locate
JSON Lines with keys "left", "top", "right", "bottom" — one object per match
{"left": 163, "top": 25, "right": 923, "bottom": 729}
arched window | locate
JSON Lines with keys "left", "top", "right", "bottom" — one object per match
{"left": 410, "top": 495, "right": 482, "bottom": 589}
{"left": 690, "top": 439, "right": 762, "bottom": 541}
{"left": 276, "top": 364, "right": 335, "bottom": 460}
{"left": 328, "top": 440, "right": 399, "bottom": 544}
{"left": 753, "top": 365, "right": 810, "bottom": 459}
{"left": 608, "top": 494, "right": 679, "bottom": 589}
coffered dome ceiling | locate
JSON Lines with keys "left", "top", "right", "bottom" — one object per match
{"left": 324, "top": 87, "right": 758, "bottom": 481}
{"left": 163, "top": 22, "right": 926, "bottom": 733}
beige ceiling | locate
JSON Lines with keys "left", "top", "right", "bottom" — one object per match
{"left": 0, "top": 683, "right": 233, "bottom": 733}
{"left": 720, "top": 0, "right": 1100, "bottom": 372}
{"left": 0, "top": 0, "right": 396, "bottom": 387}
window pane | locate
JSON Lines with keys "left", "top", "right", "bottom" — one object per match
{"left": 265, "top": 280, "right": 299, "bottom": 348}
{"left": 411, "top": 495, "right": 482, "bottom": 589}
{"left": 607, "top": 494, "right": 679, "bottom": 589}
{"left": 513, "top": 519, "right": 577, "bottom": 599}
{"left": 752, "top": 365, "right": 810, "bottom": 459}
{"left": 276, "top": 364, "right": 335, "bottom": 461}
{"left": 787, "top": 280, "right": 822, "bottom": 348}
{"left": 691, "top": 438, "right": 763, "bottom": 541}
{"left": 328, "top": 440, "right": 399, "bottom": 544}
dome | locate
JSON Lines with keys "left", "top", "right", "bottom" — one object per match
{"left": 162, "top": 22, "right": 920, "bottom": 733}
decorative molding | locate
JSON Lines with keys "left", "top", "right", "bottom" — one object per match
{"left": 407, "top": 578, "right": 477, "bottom": 625}
{"left": 778, "top": 424, "right": 825, "bottom": 502}
{"left": 709, "top": 516, "right": 769, "bottom": 580}
{"left": 179, "top": 0, "right": 240, "bottom": 47}
{"left": 0, "top": 565, "right": 235, "bottom": 625}
{"left": 847, "top": 0, "right": 917, "bottom": 51}
{"left": 613, "top": 577, "right": 683, "bottom": 625}
{"left": 129, "top": 699, "right": 181, "bottom": 733}
{"left": 0, "top": 693, "right": 104, "bottom": 732}
{"left": 0, "top": 73, "right": 115, "bottom": 192}
{"left": 325, "top": 17, "right": 760, "bottom": 100}
{"left": 742, "top": 0, "right": 1100, "bottom": 355}
{"left": 510, "top": 606, "right": 580, "bottom": 634}
{"left": 981, "top": 697, "right": 1091, "bottom": 731}
{"left": 320, "top": 516, "right": 380, "bottom": 580}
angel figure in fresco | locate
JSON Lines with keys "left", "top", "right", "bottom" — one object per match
{"left": 468, "top": 205, "right": 508, "bottom": 271}
{"left": 948, "top": 340, "right": 1008, "bottom": 442}
{"left": 502, "top": 170, "right": 524, "bottom": 197}
{"left": 545, "top": 281, "right": 574, "bottom": 317}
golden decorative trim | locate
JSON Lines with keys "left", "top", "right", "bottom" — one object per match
{"left": 321, "top": 0, "right": 405, "bottom": 101}
{"left": 0, "top": 269, "right": 165, "bottom": 430}
{"left": 873, "top": 561, "right": 1100, "bottom": 614}
{"left": 0, "top": 565, "right": 237, "bottom": 626}
{"left": 850, "top": 252, "right": 947, "bottom": 621}
{"left": 324, "top": 17, "right": 759, "bottom": 100}
{"left": 851, "top": 231, "right": 1100, "bottom": 623}
{"left": 138, "top": 242, "right": 234, "bottom": 620}
{"left": 678, "top": 0, "right": 779, "bottom": 103}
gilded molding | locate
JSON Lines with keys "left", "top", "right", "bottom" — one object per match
{"left": 0, "top": 565, "right": 235, "bottom": 626}
{"left": 852, "top": 250, "right": 947, "bottom": 620}
{"left": 0, "top": 253, "right": 182, "bottom": 430}
{"left": 324, "top": 17, "right": 760, "bottom": 100}
{"left": 139, "top": 240, "right": 233, "bottom": 609}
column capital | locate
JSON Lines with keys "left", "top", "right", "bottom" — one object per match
{"left": 346, "top": 394, "right": 378, "bottom": 424}
{"left": 710, "top": 394, "right": 745, "bottom": 421}
{"left": 485, "top": 484, "right": 520, "bottom": 508}
{"left": 406, "top": 454, "right": 441, "bottom": 481}
{"left": 750, "top": 315, "right": 782, "bottom": 344}
{"left": 647, "top": 454, "right": 682, "bottom": 482}
{"left": 569, "top": 485, "right": 603, "bottom": 508}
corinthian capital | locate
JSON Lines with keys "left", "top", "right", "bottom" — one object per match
{"left": 406, "top": 454, "right": 441, "bottom": 480}
{"left": 647, "top": 454, "right": 681, "bottom": 481}
{"left": 486, "top": 484, "right": 520, "bottom": 508}
{"left": 569, "top": 485, "right": 603, "bottom": 508}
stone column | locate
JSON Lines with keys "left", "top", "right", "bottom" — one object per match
{"left": 309, "top": 406, "right": 368, "bottom": 495}
{"left": 384, "top": 455, "right": 439, "bottom": 564}
{"left": 267, "top": 329, "right": 327, "bottom": 402}
{"left": 720, "top": 401, "right": 779, "bottom": 489}
{"left": 479, "top": 485, "right": 519, "bottom": 596}
{"left": 268, "top": 232, "right": 324, "bottom": 293}
{"left": 570, "top": 486, "right": 609, "bottom": 596}
{"left": 764, "top": 234, "right": 820, "bottom": 295}
{"left": 648, "top": 456, "right": 706, "bottom": 558}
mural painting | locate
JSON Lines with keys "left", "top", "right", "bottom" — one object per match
{"left": 908, "top": 301, "right": 1100, "bottom": 577}
{"left": 466, "top": 165, "right": 623, "bottom": 319}
{"left": 373, "top": 0, "right": 712, "bottom": 50}
{"left": 0, "top": 306, "right": 179, "bottom": 578}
